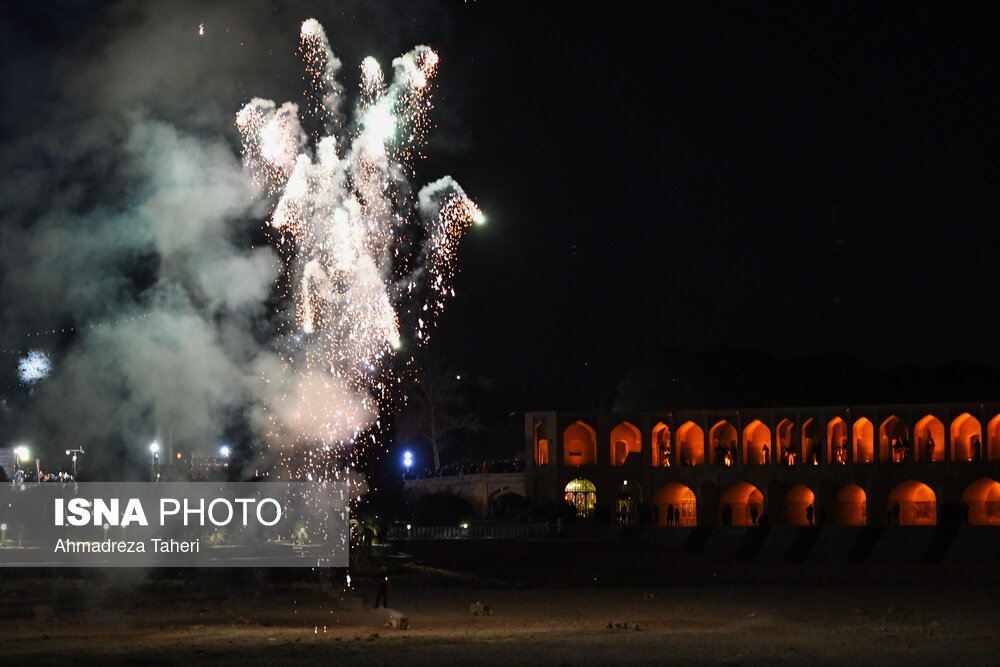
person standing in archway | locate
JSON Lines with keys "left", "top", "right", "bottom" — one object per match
{"left": 805, "top": 504, "right": 814, "bottom": 526}
{"left": 750, "top": 504, "right": 759, "bottom": 526}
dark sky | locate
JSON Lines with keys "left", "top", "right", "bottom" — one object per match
{"left": 429, "top": 3, "right": 1000, "bottom": 394}
{"left": 2, "top": 1, "right": 999, "bottom": 402}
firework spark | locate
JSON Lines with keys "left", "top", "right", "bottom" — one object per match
{"left": 18, "top": 349, "right": 52, "bottom": 384}
{"left": 237, "top": 20, "right": 480, "bottom": 482}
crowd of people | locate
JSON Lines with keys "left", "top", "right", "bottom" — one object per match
{"left": 4, "top": 465, "right": 74, "bottom": 485}
{"left": 404, "top": 456, "right": 525, "bottom": 480}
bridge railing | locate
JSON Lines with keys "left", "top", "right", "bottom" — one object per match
{"left": 386, "top": 523, "right": 549, "bottom": 540}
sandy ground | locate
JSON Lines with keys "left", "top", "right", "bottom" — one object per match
{"left": 4, "top": 561, "right": 1000, "bottom": 666}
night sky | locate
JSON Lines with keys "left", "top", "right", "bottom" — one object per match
{"left": 2, "top": 1, "right": 999, "bottom": 412}
{"left": 434, "top": 3, "right": 1000, "bottom": 394}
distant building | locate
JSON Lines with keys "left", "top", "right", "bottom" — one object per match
{"left": 526, "top": 401, "right": 1000, "bottom": 527}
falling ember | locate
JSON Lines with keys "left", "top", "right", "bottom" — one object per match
{"left": 236, "top": 19, "right": 480, "bottom": 483}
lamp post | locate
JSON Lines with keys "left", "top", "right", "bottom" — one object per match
{"left": 65, "top": 448, "right": 84, "bottom": 478}
{"left": 13, "top": 446, "right": 29, "bottom": 484}
{"left": 149, "top": 442, "right": 160, "bottom": 481}
{"left": 403, "top": 450, "right": 413, "bottom": 478}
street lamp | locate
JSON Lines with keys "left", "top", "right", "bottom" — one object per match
{"left": 14, "top": 446, "right": 30, "bottom": 463}
{"left": 149, "top": 442, "right": 160, "bottom": 480}
{"left": 65, "top": 448, "right": 84, "bottom": 478}
{"left": 219, "top": 445, "right": 231, "bottom": 458}
{"left": 403, "top": 450, "right": 413, "bottom": 477}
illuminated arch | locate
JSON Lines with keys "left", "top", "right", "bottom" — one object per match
{"left": 533, "top": 421, "right": 549, "bottom": 466}
{"left": 610, "top": 421, "right": 641, "bottom": 467}
{"left": 709, "top": 420, "right": 737, "bottom": 466}
{"left": 653, "top": 482, "right": 697, "bottom": 527}
{"left": 615, "top": 479, "right": 642, "bottom": 526}
{"left": 719, "top": 481, "right": 764, "bottom": 526}
{"left": 887, "top": 480, "right": 936, "bottom": 526}
{"left": 853, "top": 417, "right": 874, "bottom": 463}
{"left": 776, "top": 419, "right": 796, "bottom": 465}
{"left": 677, "top": 421, "right": 705, "bottom": 466}
{"left": 828, "top": 416, "right": 848, "bottom": 464}
{"left": 989, "top": 414, "right": 1000, "bottom": 461}
{"left": 914, "top": 415, "right": 944, "bottom": 463}
{"left": 802, "top": 417, "right": 820, "bottom": 465}
{"left": 961, "top": 477, "right": 1000, "bottom": 526}
{"left": 652, "top": 422, "right": 671, "bottom": 467}
{"left": 834, "top": 483, "right": 867, "bottom": 526}
{"left": 782, "top": 484, "right": 815, "bottom": 526}
{"left": 879, "top": 415, "right": 908, "bottom": 463}
{"left": 950, "top": 413, "right": 982, "bottom": 462}
{"left": 563, "top": 421, "right": 596, "bottom": 467}
{"left": 743, "top": 420, "right": 771, "bottom": 466}
{"left": 564, "top": 478, "right": 596, "bottom": 517}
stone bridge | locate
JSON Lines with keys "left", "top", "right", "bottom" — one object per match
{"left": 402, "top": 473, "right": 526, "bottom": 518}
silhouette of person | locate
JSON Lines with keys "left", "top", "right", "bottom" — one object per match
{"left": 973, "top": 436, "right": 982, "bottom": 462}
{"left": 750, "top": 505, "right": 759, "bottom": 526}
{"left": 805, "top": 504, "right": 814, "bottom": 526}
{"left": 925, "top": 437, "right": 935, "bottom": 462}
{"left": 761, "top": 444, "right": 769, "bottom": 465}
{"left": 374, "top": 574, "right": 389, "bottom": 608}
{"left": 674, "top": 506, "right": 681, "bottom": 526}
{"left": 666, "top": 503, "right": 675, "bottom": 526}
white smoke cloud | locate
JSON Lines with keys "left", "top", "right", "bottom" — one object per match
{"left": 0, "top": 1, "right": 470, "bottom": 479}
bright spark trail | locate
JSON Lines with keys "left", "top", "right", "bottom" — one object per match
{"left": 236, "top": 19, "right": 481, "bottom": 492}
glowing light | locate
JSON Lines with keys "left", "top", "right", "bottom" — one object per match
{"left": 219, "top": 445, "right": 231, "bottom": 458}
{"left": 363, "top": 100, "right": 396, "bottom": 153}
{"left": 17, "top": 349, "right": 51, "bottom": 384}
{"left": 198, "top": 23, "right": 205, "bottom": 36}
{"left": 149, "top": 442, "right": 160, "bottom": 454}
{"left": 361, "top": 56, "right": 384, "bottom": 95}
{"left": 14, "top": 446, "right": 30, "bottom": 462}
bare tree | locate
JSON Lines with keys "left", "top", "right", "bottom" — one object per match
{"left": 401, "top": 363, "right": 482, "bottom": 471}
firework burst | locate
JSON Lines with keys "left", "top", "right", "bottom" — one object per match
{"left": 237, "top": 20, "right": 481, "bottom": 484}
